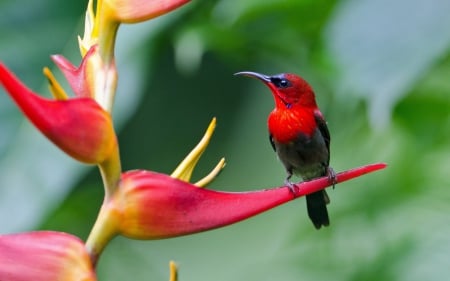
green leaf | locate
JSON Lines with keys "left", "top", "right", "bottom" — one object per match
{"left": 325, "top": 0, "right": 450, "bottom": 128}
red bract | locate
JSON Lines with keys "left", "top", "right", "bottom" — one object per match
{"left": 103, "top": 0, "right": 191, "bottom": 23}
{"left": 51, "top": 45, "right": 98, "bottom": 98}
{"left": 0, "top": 231, "right": 96, "bottom": 281}
{"left": 114, "top": 163, "right": 386, "bottom": 239}
{"left": 0, "top": 63, "right": 117, "bottom": 164}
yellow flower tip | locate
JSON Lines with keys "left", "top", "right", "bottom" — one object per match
{"left": 171, "top": 117, "right": 217, "bottom": 182}
{"left": 79, "top": 0, "right": 97, "bottom": 57}
{"left": 195, "top": 157, "right": 226, "bottom": 187}
{"left": 78, "top": 36, "right": 92, "bottom": 58}
{"left": 169, "top": 261, "right": 178, "bottom": 281}
{"left": 207, "top": 116, "right": 217, "bottom": 134}
{"left": 43, "top": 67, "right": 69, "bottom": 100}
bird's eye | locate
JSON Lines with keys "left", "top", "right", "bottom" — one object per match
{"left": 279, "top": 79, "right": 289, "bottom": 87}
{"left": 271, "top": 77, "right": 291, "bottom": 89}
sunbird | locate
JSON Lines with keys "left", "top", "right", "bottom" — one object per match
{"left": 235, "top": 71, "right": 335, "bottom": 229}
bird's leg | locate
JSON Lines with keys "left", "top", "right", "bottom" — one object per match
{"left": 327, "top": 167, "right": 337, "bottom": 189}
{"left": 284, "top": 172, "right": 298, "bottom": 197}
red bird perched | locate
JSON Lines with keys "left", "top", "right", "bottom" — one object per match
{"left": 235, "top": 71, "right": 335, "bottom": 229}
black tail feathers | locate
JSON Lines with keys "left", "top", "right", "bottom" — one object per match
{"left": 306, "top": 190, "right": 330, "bottom": 229}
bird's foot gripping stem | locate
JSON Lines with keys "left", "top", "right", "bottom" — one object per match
{"left": 284, "top": 174, "right": 298, "bottom": 198}
{"left": 327, "top": 167, "right": 337, "bottom": 189}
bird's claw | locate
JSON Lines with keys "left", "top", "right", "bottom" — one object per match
{"left": 284, "top": 179, "right": 298, "bottom": 198}
{"left": 327, "top": 167, "right": 337, "bottom": 189}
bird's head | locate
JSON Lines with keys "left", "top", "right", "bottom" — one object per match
{"left": 234, "top": 71, "right": 317, "bottom": 109}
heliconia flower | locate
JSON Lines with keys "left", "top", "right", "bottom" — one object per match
{"left": 117, "top": 164, "right": 386, "bottom": 239}
{"left": 0, "top": 231, "right": 96, "bottom": 281}
{"left": 0, "top": 62, "right": 118, "bottom": 166}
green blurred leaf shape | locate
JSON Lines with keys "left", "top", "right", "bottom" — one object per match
{"left": 325, "top": 0, "right": 450, "bottom": 128}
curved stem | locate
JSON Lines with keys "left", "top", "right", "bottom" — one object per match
{"left": 85, "top": 199, "right": 119, "bottom": 267}
{"left": 99, "top": 142, "right": 122, "bottom": 200}
{"left": 96, "top": 3, "right": 119, "bottom": 66}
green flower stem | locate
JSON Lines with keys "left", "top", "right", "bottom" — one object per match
{"left": 99, "top": 143, "right": 122, "bottom": 199}
{"left": 85, "top": 199, "right": 119, "bottom": 267}
{"left": 95, "top": 0, "right": 119, "bottom": 66}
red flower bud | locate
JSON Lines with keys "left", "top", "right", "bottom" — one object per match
{"left": 0, "top": 63, "right": 117, "bottom": 164}
{"left": 0, "top": 231, "right": 96, "bottom": 281}
{"left": 103, "top": 0, "right": 191, "bottom": 23}
{"left": 115, "top": 164, "right": 386, "bottom": 239}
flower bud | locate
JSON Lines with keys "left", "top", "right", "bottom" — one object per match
{"left": 103, "top": 0, "right": 191, "bottom": 23}
{"left": 113, "top": 163, "right": 386, "bottom": 239}
{"left": 0, "top": 63, "right": 117, "bottom": 164}
{"left": 0, "top": 231, "right": 96, "bottom": 281}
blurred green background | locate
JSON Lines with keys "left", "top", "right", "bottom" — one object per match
{"left": 1, "top": 0, "right": 449, "bottom": 280}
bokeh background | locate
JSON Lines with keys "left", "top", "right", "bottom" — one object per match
{"left": 1, "top": 0, "right": 449, "bottom": 280}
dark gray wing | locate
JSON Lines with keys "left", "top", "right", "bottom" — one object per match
{"left": 269, "top": 134, "right": 276, "bottom": 151}
{"left": 314, "top": 110, "right": 330, "bottom": 164}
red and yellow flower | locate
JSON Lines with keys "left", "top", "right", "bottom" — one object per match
{"left": 0, "top": 231, "right": 96, "bottom": 281}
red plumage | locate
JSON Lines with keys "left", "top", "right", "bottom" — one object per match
{"left": 268, "top": 107, "right": 317, "bottom": 143}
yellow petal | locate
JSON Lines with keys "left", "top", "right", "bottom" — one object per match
{"left": 43, "top": 67, "right": 69, "bottom": 100}
{"left": 78, "top": 0, "right": 96, "bottom": 57}
{"left": 169, "top": 261, "right": 178, "bottom": 281}
{"left": 194, "top": 158, "right": 225, "bottom": 187}
{"left": 171, "top": 117, "right": 216, "bottom": 182}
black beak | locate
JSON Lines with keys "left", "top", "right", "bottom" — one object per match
{"left": 234, "top": 71, "right": 271, "bottom": 83}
